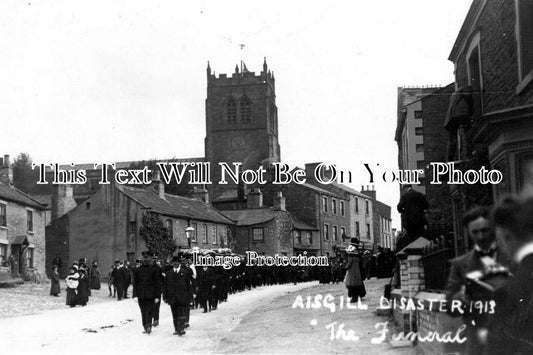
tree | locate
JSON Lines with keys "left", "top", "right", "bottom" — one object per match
{"left": 12, "top": 153, "right": 40, "bottom": 194}
{"left": 139, "top": 212, "right": 176, "bottom": 261}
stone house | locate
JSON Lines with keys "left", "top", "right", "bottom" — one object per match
{"left": 281, "top": 180, "right": 350, "bottom": 257}
{"left": 0, "top": 155, "right": 46, "bottom": 279}
{"left": 221, "top": 189, "right": 296, "bottom": 256}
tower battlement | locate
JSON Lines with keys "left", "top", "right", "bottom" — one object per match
{"left": 207, "top": 58, "right": 275, "bottom": 89}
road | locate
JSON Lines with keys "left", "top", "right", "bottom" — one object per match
{"left": 1, "top": 278, "right": 417, "bottom": 354}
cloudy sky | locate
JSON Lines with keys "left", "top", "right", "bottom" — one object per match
{"left": 1, "top": 0, "right": 473, "bottom": 228}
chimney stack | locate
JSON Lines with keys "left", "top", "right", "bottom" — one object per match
{"left": 51, "top": 185, "right": 77, "bottom": 221}
{"left": 152, "top": 171, "right": 165, "bottom": 199}
{"left": 247, "top": 188, "right": 263, "bottom": 209}
{"left": 273, "top": 191, "right": 286, "bottom": 211}
{"left": 0, "top": 154, "right": 13, "bottom": 186}
{"left": 192, "top": 186, "right": 209, "bottom": 204}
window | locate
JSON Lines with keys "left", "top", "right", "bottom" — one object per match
{"left": 201, "top": 224, "right": 208, "bottom": 243}
{"left": 366, "top": 224, "right": 371, "bottom": 239}
{"left": 86, "top": 202, "right": 91, "bottom": 210}
{"left": 210, "top": 226, "right": 217, "bottom": 244}
{"left": 356, "top": 222, "right": 360, "bottom": 237}
{"left": 252, "top": 227, "right": 264, "bottom": 242}
{"left": 191, "top": 222, "right": 198, "bottom": 243}
{"left": 518, "top": 0, "right": 533, "bottom": 85}
{"left": 0, "top": 243, "right": 6, "bottom": 266}
{"left": 25, "top": 247, "right": 34, "bottom": 268}
{"left": 415, "top": 127, "right": 423, "bottom": 135}
{"left": 355, "top": 198, "right": 359, "bottom": 212}
{"left": 240, "top": 96, "right": 251, "bottom": 122}
{"left": 306, "top": 231, "right": 312, "bottom": 245}
{"left": 466, "top": 33, "right": 482, "bottom": 114}
{"left": 332, "top": 226, "right": 338, "bottom": 241}
{"left": 416, "top": 144, "right": 424, "bottom": 153}
{"left": 414, "top": 110, "right": 422, "bottom": 119}
{"left": 295, "top": 230, "right": 301, "bottom": 245}
{"left": 340, "top": 227, "right": 346, "bottom": 240}
{"left": 129, "top": 221, "right": 137, "bottom": 235}
{"left": 323, "top": 224, "right": 330, "bottom": 241}
{"left": 323, "top": 196, "right": 328, "bottom": 213}
{"left": 226, "top": 98, "right": 237, "bottom": 122}
{"left": 340, "top": 201, "right": 345, "bottom": 216}
{"left": 332, "top": 199, "right": 337, "bottom": 215}
{"left": 166, "top": 219, "right": 173, "bottom": 237}
{"left": 27, "top": 210, "right": 33, "bottom": 232}
{"left": 0, "top": 203, "right": 6, "bottom": 227}
{"left": 365, "top": 201, "right": 369, "bottom": 214}
{"left": 221, "top": 227, "right": 228, "bottom": 246}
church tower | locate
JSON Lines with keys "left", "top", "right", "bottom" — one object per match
{"left": 205, "top": 59, "right": 280, "bottom": 206}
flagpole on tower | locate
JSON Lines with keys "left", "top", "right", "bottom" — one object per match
{"left": 239, "top": 44, "right": 245, "bottom": 74}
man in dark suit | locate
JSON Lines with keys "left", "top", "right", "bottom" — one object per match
{"left": 151, "top": 254, "right": 164, "bottom": 328}
{"left": 197, "top": 265, "right": 217, "bottom": 313}
{"left": 132, "top": 251, "right": 161, "bottom": 334}
{"left": 163, "top": 255, "right": 193, "bottom": 336}
{"left": 488, "top": 196, "right": 533, "bottom": 355}
{"left": 111, "top": 260, "right": 127, "bottom": 301}
{"left": 397, "top": 184, "right": 429, "bottom": 244}
{"left": 446, "top": 206, "right": 510, "bottom": 355}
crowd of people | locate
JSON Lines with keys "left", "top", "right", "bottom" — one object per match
{"left": 53, "top": 259, "right": 102, "bottom": 307}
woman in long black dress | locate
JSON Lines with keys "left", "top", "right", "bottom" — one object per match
{"left": 77, "top": 268, "right": 90, "bottom": 306}
{"left": 50, "top": 265, "right": 60, "bottom": 297}
{"left": 90, "top": 261, "right": 101, "bottom": 290}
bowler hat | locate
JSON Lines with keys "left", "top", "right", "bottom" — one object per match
{"left": 171, "top": 256, "right": 181, "bottom": 263}
{"left": 350, "top": 237, "right": 360, "bottom": 246}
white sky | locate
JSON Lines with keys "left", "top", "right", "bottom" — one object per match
{"left": 0, "top": 0, "right": 473, "bottom": 229}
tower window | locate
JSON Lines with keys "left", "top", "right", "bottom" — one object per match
{"left": 240, "top": 96, "right": 251, "bottom": 122}
{"left": 226, "top": 98, "right": 237, "bottom": 122}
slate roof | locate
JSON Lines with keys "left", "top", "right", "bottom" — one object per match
{"left": 117, "top": 185, "right": 233, "bottom": 225}
{"left": 0, "top": 184, "right": 46, "bottom": 209}
{"left": 330, "top": 182, "right": 370, "bottom": 199}
{"left": 29, "top": 194, "right": 52, "bottom": 208}
{"left": 221, "top": 208, "right": 280, "bottom": 226}
{"left": 291, "top": 217, "right": 318, "bottom": 231}
{"left": 299, "top": 182, "right": 343, "bottom": 198}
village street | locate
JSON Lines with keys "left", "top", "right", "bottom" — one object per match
{"left": 0, "top": 278, "right": 417, "bottom": 354}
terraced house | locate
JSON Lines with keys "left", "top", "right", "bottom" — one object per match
{"left": 0, "top": 155, "right": 46, "bottom": 281}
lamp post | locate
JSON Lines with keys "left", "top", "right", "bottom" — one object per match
{"left": 185, "top": 226, "right": 195, "bottom": 249}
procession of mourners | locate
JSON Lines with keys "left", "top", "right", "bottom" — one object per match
{"left": 49, "top": 238, "right": 395, "bottom": 336}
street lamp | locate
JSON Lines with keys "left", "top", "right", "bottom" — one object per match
{"left": 185, "top": 226, "right": 195, "bottom": 249}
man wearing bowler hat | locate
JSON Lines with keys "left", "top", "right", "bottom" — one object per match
{"left": 163, "top": 254, "right": 193, "bottom": 336}
{"left": 132, "top": 251, "right": 161, "bottom": 334}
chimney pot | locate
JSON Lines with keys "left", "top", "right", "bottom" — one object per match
{"left": 0, "top": 154, "right": 13, "bottom": 186}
